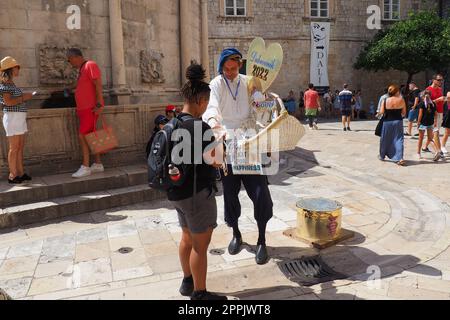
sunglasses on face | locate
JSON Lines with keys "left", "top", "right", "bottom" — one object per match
{"left": 436, "top": 79, "right": 444, "bottom": 82}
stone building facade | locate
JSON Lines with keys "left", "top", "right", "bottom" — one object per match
{"left": 208, "top": 0, "right": 438, "bottom": 107}
{"left": 0, "top": 0, "right": 208, "bottom": 177}
{"left": 0, "top": 0, "right": 207, "bottom": 107}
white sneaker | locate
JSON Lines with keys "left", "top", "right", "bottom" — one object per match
{"left": 313, "top": 123, "right": 319, "bottom": 130}
{"left": 416, "top": 153, "right": 422, "bottom": 161}
{"left": 442, "top": 147, "right": 449, "bottom": 154}
{"left": 90, "top": 163, "right": 105, "bottom": 173}
{"left": 72, "top": 166, "right": 91, "bottom": 178}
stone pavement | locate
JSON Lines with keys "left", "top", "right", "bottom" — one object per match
{"left": 0, "top": 119, "right": 449, "bottom": 300}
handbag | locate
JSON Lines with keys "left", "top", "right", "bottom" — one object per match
{"left": 375, "top": 100, "right": 386, "bottom": 137}
{"left": 375, "top": 116, "right": 384, "bottom": 137}
{"left": 85, "top": 115, "right": 119, "bottom": 154}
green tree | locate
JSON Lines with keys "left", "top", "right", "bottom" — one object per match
{"left": 354, "top": 11, "right": 450, "bottom": 85}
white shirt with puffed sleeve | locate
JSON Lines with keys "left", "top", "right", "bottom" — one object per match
{"left": 203, "top": 74, "right": 251, "bottom": 133}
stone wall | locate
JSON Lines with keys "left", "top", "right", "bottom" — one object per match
{"left": 208, "top": 0, "right": 433, "bottom": 108}
{"left": 0, "top": 104, "right": 180, "bottom": 178}
{"left": 0, "top": 0, "right": 205, "bottom": 108}
{"left": 0, "top": 0, "right": 112, "bottom": 107}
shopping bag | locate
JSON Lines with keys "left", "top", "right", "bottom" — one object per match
{"left": 85, "top": 116, "right": 119, "bottom": 154}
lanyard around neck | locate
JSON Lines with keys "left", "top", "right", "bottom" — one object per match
{"left": 224, "top": 76, "right": 241, "bottom": 101}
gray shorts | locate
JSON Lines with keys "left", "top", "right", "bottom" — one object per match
{"left": 171, "top": 188, "right": 218, "bottom": 234}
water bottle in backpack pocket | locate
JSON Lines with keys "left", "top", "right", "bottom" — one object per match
{"left": 147, "top": 115, "right": 193, "bottom": 191}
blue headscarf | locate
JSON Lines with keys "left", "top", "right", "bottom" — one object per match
{"left": 218, "top": 48, "right": 243, "bottom": 74}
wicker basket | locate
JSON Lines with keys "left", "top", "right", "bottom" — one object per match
{"left": 244, "top": 96, "right": 305, "bottom": 153}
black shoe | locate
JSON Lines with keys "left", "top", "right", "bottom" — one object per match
{"left": 343, "top": 128, "right": 347, "bottom": 132}
{"left": 228, "top": 236, "right": 243, "bottom": 255}
{"left": 179, "top": 275, "right": 194, "bottom": 297}
{"left": 255, "top": 244, "right": 269, "bottom": 265}
{"left": 8, "top": 176, "right": 22, "bottom": 185}
{"left": 422, "top": 147, "right": 431, "bottom": 153}
{"left": 191, "top": 290, "right": 228, "bottom": 301}
{"left": 20, "top": 174, "right": 32, "bottom": 181}
{"left": 347, "top": 127, "right": 352, "bottom": 131}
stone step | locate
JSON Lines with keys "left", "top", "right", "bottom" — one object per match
{"left": 0, "top": 184, "right": 164, "bottom": 230}
{"left": 0, "top": 165, "right": 148, "bottom": 208}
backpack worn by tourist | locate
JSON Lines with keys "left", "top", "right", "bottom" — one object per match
{"left": 148, "top": 114, "right": 194, "bottom": 191}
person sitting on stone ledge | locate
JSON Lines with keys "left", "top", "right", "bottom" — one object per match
{"left": 145, "top": 114, "right": 168, "bottom": 159}
{"left": 166, "top": 104, "right": 177, "bottom": 120}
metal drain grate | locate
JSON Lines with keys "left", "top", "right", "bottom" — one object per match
{"left": 278, "top": 256, "right": 346, "bottom": 286}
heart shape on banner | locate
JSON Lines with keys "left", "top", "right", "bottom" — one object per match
{"left": 246, "top": 37, "right": 283, "bottom": 94}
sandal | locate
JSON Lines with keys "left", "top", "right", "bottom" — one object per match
{"left": 397, "top": 160, "right": 406, "bottom": 166}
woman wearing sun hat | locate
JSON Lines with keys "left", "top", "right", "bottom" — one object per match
{"left": 0, "top": 56, "right": 34, "bottom": 184}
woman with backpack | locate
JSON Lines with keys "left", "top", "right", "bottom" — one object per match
{"left": 158, "top": 62, "right": 226, "bottom": 300}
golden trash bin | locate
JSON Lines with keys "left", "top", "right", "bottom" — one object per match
{"left": 296, "top": 198, "right": 343, "bottom": 242}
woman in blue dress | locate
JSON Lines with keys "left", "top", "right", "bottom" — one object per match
{"left": 379, "top": 85, "right": 407, "bottom": 166}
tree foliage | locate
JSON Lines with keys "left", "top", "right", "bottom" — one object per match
{"left": 354, "top": 11, "right": 450, "bottom": 82}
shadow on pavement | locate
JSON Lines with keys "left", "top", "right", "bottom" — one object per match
{"left": 221, "top": 230, "right": 442, "bottom": 300}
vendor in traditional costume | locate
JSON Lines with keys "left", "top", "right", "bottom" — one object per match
{"left": 203, "top": 48, "right": 273, "bottom": 265}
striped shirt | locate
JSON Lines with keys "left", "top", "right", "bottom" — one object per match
{"left": 0, "top": 83, "right": 27, "bottom": 113}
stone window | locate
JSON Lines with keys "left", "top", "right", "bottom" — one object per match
{"left": 310, "top": 0, "right": 329, "bottom": 18}
{"left": 225, "top": 0, "right": 246, "bottom": 16}
{"left": 383, "top": 0, "right": 400, "bottom": 20}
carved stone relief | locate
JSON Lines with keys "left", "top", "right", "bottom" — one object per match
{"left": 39, "top": 45, "right": 79, "bottom": 85}
{"left": 140, "top": 50, "right": 165, "bottom": 84}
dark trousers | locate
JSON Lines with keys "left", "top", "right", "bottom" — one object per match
{"left": 222, "top": 167, "right": 273, "bottom": 227}
{"left": 307, "top": 115, "right": 318, "bottom": 127}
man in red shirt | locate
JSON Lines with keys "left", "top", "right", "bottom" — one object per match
{"left": 304, "top": 83, "right": 321, "bottom": 130}
{"left": 425, "top": 74, "right": 445, "bottom": 161}
{"left": 67, "top": 48, "right": 105, "bottom": 178}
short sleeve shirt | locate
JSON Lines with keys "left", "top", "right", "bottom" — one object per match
{"left": 0, "top": 83, "right": 27, "bottom": 113}
{"left": 304, "top": 89, "right": 319, "bottom": 109}
{"left": 339, "top": 90, "right": 353, "bottom": 110}
{"left": 75, "top": 61, "right": 102, "bottom": 111}
{"left": 408, "top": 88, "right": 421, "bottom": 108}
{"left": 167, "top": 114, "right": 217, "bottom": 202}
{"left": 426, "top": 86, "right": 444, "bottom": 113}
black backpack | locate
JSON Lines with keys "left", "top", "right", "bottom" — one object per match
{"left": 147, "top": 114, "right": 194, "bottom": 191}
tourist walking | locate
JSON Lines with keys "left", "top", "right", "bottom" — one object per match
{"left": 441, "top": 92, "right": 450, "bottom": 155}
{"left": 416, "top": 90, "right": 438, "bottom": 160}
{"left": 424, "top": 74, "right": 445, "bottom": 159}
{"left": 304, "top": 84, "right": 321, "bottom": 130}
{"left": 379, "top": 85, "right": 407, "bottom": 166}
{"left": 339, "top": 84, "right": 353, "bottom": 131}
{"left": 406, "top": 82, "right": 421, "bottom": 137}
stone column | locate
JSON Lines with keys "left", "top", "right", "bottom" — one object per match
{"left": 109, "top": 0, "right": 130, "bottom": 104}
{"left": 201, "top": 0, "right": 210, "bottom": 81}
{"left": 180, "top": 0, "right": 192, "bottom": 85}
